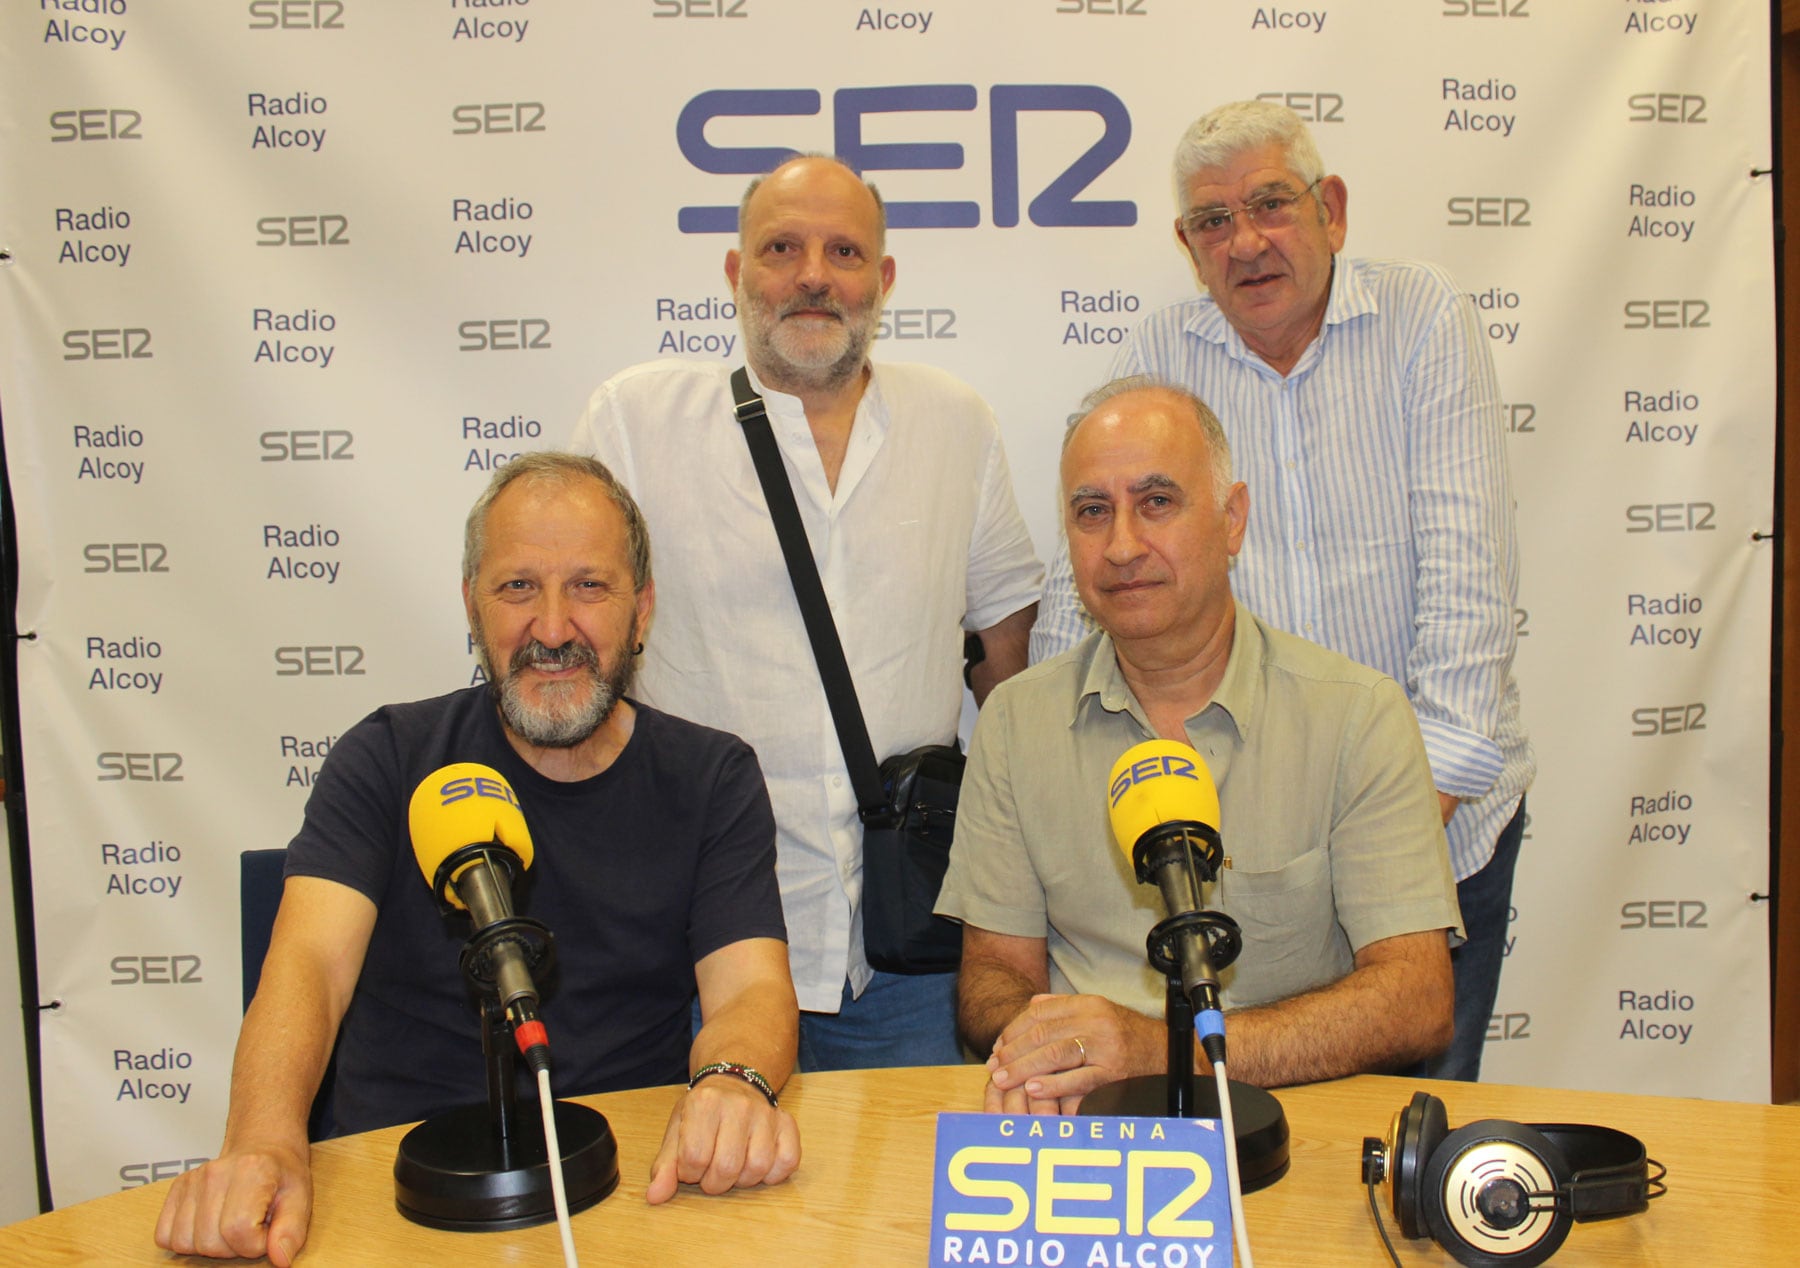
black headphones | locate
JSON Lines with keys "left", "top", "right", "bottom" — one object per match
{"left": 1360, "top": 1091, "right": 1665, "bottom": 1267}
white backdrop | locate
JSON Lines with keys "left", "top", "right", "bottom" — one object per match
{"left": 0, "top": 0, "right": 1773, "bottom": 1207}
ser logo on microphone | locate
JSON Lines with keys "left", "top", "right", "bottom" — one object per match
{"left": 438, "top": 773, "right": 522, "bottom": 809}
{"left": 1108, "top": 752, "right": 1199, "bottom": 808}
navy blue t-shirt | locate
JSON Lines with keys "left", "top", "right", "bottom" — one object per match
{"left": 284, "top": 688, "right": 784, "bottom": 1134}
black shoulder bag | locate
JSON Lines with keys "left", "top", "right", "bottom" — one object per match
{"left": 730, "top": 367, "right": 964, "bottom": 974}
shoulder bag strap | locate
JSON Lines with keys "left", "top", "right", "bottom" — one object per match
{"left": 730, "top": 367, "right": 889, "bottom": 820}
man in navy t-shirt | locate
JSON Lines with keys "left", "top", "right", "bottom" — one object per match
{"left": 156, "top": 454, "right": 799, "bottom": 1266}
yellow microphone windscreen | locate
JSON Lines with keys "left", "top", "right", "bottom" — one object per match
{"left": 407, "top": 763, "right": 535, "bottom": 900}
{"left": 1106, "top": 739, "right": 1221, "bottom": 859}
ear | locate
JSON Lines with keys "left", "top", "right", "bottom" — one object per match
{"left": 462, "top": 577, "right": 480, "bottom": 642}
{"left": 724, "top": 248, "right": 742, "bottom": 292}
{"left": 879, "top": 253, "right": 896, "bottom": 297}
{"left": 1319, "top": 175, "right": 1348, "bottom": 253}
{"left": 1223, "top": 482, "right": 1250, "bottom": 557}
{"left": 1172, "top": 215, "right": 1210, "bottom": 278}
{"left": 634, "top": 576, "right": 656, "bottom": 637}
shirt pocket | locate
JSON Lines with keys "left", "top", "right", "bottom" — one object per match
{"left": 1215, "top": 845, "right": 1349, "bottom": 1005}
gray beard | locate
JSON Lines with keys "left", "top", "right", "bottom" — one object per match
{"left": 483, "top": 635, "right": 634, "bottom": 749}
{"left": 738, "top": 282, "right": 878, "bottom": 395}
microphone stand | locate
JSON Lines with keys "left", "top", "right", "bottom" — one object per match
{"left": 394, "top": 844, "right": 621, "bottom": 1230}
{"left": 481, "top": 993, "right": 521, "bottom": 1164}
{"left": 1080, "top": 831, "right": 1290, "bottom": 1192}
{"left": 1165, "top": 977, "right": 1198, "bottom": 1119}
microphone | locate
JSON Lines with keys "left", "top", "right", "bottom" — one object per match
{"left": 1107, "top": 740, "right": 1235, "bottom": 1059}
{"left": 1105, "top": 743, "right": 1271, "bottom": 1265}
{"left": 395, "top": 765, "right": 620, "bottom": 1238}
{"left": 408, "top": 763, "right": 551, "bottom": 1060}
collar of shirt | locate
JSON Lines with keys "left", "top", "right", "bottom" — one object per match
{"left": 1067, "top": 600, "right": 1268, "bottom": 747}
{"left": 1181, "top": 257, "right": 1381, "bottom": 380}
{"left": 744, "top": 359, "right": 891, "bottom": 511}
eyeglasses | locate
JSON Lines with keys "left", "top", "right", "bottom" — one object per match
{"left": 1181, "top": 179, "right": 1322, "bottom": 246}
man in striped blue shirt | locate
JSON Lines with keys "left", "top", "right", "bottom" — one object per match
{"left": 1031, "top": 100, "right": 1532, "bottom": 1082}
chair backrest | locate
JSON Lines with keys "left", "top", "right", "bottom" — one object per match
{"left": 239, "top": 849, "right": 288, "bottom": 1013}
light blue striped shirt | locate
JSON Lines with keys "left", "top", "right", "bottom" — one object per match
{"left": 1032, "top": 256, "right": 1533, "bottom": 881}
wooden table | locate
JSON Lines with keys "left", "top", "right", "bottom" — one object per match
{"left": 3, "top": 1066, "right": 1796, "bottom": 1264}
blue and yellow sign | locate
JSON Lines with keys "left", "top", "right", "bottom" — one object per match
{"left": 928, "top": 1114, "right": 1231, "bottom": 1267}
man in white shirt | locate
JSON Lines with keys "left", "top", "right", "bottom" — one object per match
{"left": 570, "top": 155, "right": 1043, "bottom": 1068}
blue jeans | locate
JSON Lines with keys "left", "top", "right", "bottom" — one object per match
{"left": 1412, "top": 798, "right": 1526, "bottom": 1082}
{"left": 798, "top": 969, "right": 963, "bottom": 1072}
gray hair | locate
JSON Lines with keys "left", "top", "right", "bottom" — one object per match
{"left": 738, "top": 153, "right": 887, "bottom": 255}
{"left": 1171, "top": 100, "right": 1327, "bottom": 214}
{"left": 462, "top": 452, "right": 652, "bottom": 590}
{"left": 1065, "top": 376, "right": 1235, "bottom": 506}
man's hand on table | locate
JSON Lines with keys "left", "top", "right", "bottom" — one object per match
{"left": 153, "top": 1141, "right": 312, "bottom": 1266}
{"left": 647, "top": 1073, "right": 800, "bottom": 1204}
{"left": 983, "top": 992, "right": 1163, "bottom": 1116}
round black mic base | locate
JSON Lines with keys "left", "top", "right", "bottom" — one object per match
{"left": 394, "top": 1099, "right": 619, "bottom": 1231}
{"left": 1080, "top": 1076, "right": 1290, "bottom": 1192}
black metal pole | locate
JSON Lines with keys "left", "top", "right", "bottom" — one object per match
{"left": 0, "top": 404, "right": 54, "bottom": 1213}
{"left": 1164, "top": 975, "right": 1196, "bottom": 1118}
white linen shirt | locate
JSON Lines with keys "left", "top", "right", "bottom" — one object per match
{"left": 571, "top": 358, "right": 1043, "bottom": 1010}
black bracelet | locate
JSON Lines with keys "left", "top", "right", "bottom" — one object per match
{"left": 689, "top": 1061, "right": 778, "bottom": 1107}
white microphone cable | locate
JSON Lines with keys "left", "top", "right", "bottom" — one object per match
{"left": 1209, "top": 1055, "right": 1252, "bottom": 1268}
{"left": 536, "top": 1067, "right": 579, "bottom": 1268}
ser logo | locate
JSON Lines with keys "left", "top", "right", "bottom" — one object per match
{"left": 256, "top": 214, "right": 349, "bottom": 247}
{"left": 1620, "top": 900, "right": 1708, "bottom": 929}
{"left": 121, "top": 1159, "right": 210, "bottom": 1189}
{"left": 439, "top": 774, "right": 522, "bottom": 808}
{"left": 1623, "top": 300, "right": 1709, "bottom": 330}
{"left": 261, "top": 429, "right": 355, "bottom": 461}
{"left": 1631, "top": 702, "right": 1706, "bottom": 737}
{"left": 50, "top": 109, "right": 142, "bottom": 142}
{"left": 1485, "top": 1012, "right": 1530, "bottom": 1041}
{"left": 1625, "top": 502, "right": 1714, "bottom": 533}
{"left": 877, "top": 309, "right": 956, "bottom": 340}
{"left": 937, "top": 1125, "right": 1223, "bottom": 1251}
{"left": 675, "top": 85, "right": 1134, "bottom": 231}
{"left": 1057, "top": 0, "right": 1149, "bottom": 12}
{"left": 458, "top": 318, "right": 551, "bottom": 351}
{"left": 1447, "top": 196, "right": 1531, "bottom": 227}
{"left": 1443, "top": 0, "right": 1528, "bottom": 14}
{"left": 1108, "top": 752, "right": 1198, "bottom": 807}
{"left": 63, "top": 328, "right": 152, "bottom": 361}
{"left": 1628, "top": 94, "right": 1707, "bottom": 124}
{"left": 1254, "top": 91, "right": 1343, "bottom": 123}
{"left": 111, "top": 954, "right": 202, "bottom": 984}
{"left": 84, "top": 543, "right": 169, "bottom": 573}
{"left": 452, "top": 103, "right": 546, "bottom": 135}
{"left": 98, "top": 752, "right": 184, "bottom": 781}
{"left": 652, "top": 0, "right": 748, "bottom": 13}
{"left": 275, "top": 645, "right": 366, "bottom": 676}
{"left": 249, "top": 1, "right": 345, "bottom": 29}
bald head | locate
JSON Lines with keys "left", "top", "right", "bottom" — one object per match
{"left": 1065, "top": 378, "right": 1235, "bottom": 507}
{"left": 1060, "top": 383, "right": 1249, "bottom": 653}
{"left": 726, "top": 154, "right": 895, "bottom": 395}
{"left": 737, "top": 155, "right": 887, "bottom": 255}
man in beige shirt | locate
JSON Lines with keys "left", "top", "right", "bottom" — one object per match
{"left": 937, "top": 380, "right": 1461, "bottom": 1114}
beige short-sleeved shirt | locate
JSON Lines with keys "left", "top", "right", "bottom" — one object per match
{"left": 937, "top": 602, "right": 1462, "bottom": 1016}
